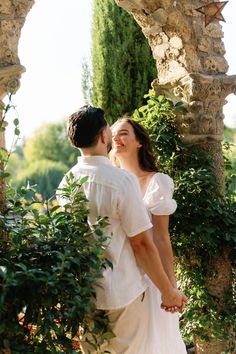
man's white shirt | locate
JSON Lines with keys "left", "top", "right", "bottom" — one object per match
{"left": 58, "top": 156, "right": 152, "bottom": 309}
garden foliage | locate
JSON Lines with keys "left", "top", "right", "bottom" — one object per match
{"left": 134, "top": 90, "right": 236, "bottom": 349}
{"left": 91, "top": 0, "right": 157, "bottom": 124}
{"left": 0, "top": 173, "right": 112, "bottom": 353}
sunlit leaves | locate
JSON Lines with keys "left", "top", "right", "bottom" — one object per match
{"left": 0, "top": 175, "right": 112, "bottom": 352}
{"left": 134, "top": 90, "right": 236, "bottom": 344}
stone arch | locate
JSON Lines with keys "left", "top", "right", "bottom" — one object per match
{"left": 0, "top": 0, "right": 236, "bottom": 147}
{"left": 1, "top": 0, "right": 236, "bottom": 145}
{"left": 0, "top": 0, "right": 34, "bottom": 150}
{"left": 0, "top": 1, "right": 236, "bottom": 353}
{"left": 115, "top": 0, "right": 236, "bottom": 144}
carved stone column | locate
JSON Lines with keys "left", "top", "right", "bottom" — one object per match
{"left": 115, "top": 0, "right": 236, "bottom": 136}
{"left": 153, "top": 72, "right": 236, "bottom": 192}
{"left": 0, "top": 0, "right": 34, "bottom": 214}
{"left": 116, "top": 1, "right": 235, "bottom": 353}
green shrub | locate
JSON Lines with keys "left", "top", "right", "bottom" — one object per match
{"left": 23, "top": 121, "right": 78, "bottom": 169}
{"left": 13, "top": 159, "right": 68, "bottom": 200}
{"left": 134, "top": 90, "right": 236, "bottom": 347}
{"left": 0, "top": 174, "right": 111, "bottom": 353}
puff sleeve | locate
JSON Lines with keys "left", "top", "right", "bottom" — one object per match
{"left": 144, "top": 173, "right": 177, "bottom": 215}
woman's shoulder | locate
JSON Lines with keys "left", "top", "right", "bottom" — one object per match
{"left": 149, "top": 172, "right": 174, "bottom": 190}
{"left": 144, "top": 172, "right": 177, "bottom": 215}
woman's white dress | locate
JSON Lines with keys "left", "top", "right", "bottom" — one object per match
{"left": 143, "top": 172, "right": 187, "bottom": 354}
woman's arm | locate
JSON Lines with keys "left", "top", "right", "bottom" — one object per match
{"left": 129, "top": 230, "right": 183, "bottom": 310}
{"left": 152, "top": 214, "right": 177, "bottom": 288}
{"left": 152, "top": 214, "right": 188, "bottom": 310}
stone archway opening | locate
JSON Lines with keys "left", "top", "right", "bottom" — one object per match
{"left": 3, "top": 0, "right": 92, "bottom": 149}
{"left": 224, "top": 93, "right": 236, "bottom": 130}
{"left": 1, "top": 0, "right": 235, "bottom": 148}
{"left": 223, "top": 93, "right": 236, "bottom": 194}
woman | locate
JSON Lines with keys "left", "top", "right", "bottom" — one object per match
{"left": 111, "top": 117, "right": 187, "bottom": 354}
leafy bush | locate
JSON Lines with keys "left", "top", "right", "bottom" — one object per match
{"left": 23, "top": 121, "right": 78, "bottom": 169}
{"left": 0, "top": 174, "right": 111, "bottom": 353}
{"left": 13, "top": 159, "right": 68, "bottom": 200}
{"left": 5, "top": 119, "right": 79, "bottom": 200}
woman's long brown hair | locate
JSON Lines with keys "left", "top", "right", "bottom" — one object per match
{"left": 112, "top": 118, "right": 159, "bottom": 172}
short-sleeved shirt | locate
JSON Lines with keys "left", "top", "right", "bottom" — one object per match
{"left": 143, "top": 173, "right": 177, "bottom": 217}
{"left": 58, "top": 156, "right": 152, "bottom": 310}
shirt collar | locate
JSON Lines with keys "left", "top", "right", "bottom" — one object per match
{"left": 77, "top": 155, "right": 112, "bottom": 166}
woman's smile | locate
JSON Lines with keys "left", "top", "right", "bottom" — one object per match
{"left": 112, "top": 121, "right": 141, "bottom": 156}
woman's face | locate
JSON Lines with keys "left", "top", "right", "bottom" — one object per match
{"left": 111, "top": 120, "right": 141, "bottom": 157}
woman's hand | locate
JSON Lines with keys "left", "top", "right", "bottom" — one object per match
{"left": 161, "top": 288, "right": 188, "bottom": 313}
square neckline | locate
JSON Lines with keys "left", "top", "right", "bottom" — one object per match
{"left": 143, "top": 172, "right": 158, "bottom": 199}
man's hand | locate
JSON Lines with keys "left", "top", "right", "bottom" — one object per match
{"left": 161, "top": 288, "right": 188, "bottom": 313}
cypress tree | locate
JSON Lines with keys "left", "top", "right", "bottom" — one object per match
{"left": 91, "top": 0, "right": 157, "bottom": 124}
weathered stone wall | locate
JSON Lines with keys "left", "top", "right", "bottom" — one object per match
{"left": 0, "top": 0, "right": 34, "bottom": 149}
{"left": 116, "top": 2, "right": 235, "bottom": 354}
{"left": 0, "top": 0, "right": 34, "bottom": 65}
{"left": 1, "top": 0, "right": 236, "bottom": 150}
{"left": 117, "top": 0, "right": 228, "bottom": 78}
{"left": 0, "top": 0, "right": 34, "bottom": 212}
{"left": 0, "top": 0, "right": 34, "bottom": 103}
{"left": 116, "top": 0, "right": 236, "bottom": 145}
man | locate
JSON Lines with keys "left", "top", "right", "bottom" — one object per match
{"left": 58, "top": 105, "right": 184, "bottom": 353}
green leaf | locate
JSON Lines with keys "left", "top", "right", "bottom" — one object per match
{"left": 14, "top": 128, "right": 20, "bottom": 136}
{"left": 0, "top": 147, "right": 8, "bottom": 161}
{"left": 0, "top": 170, "right": 10, "bottom": 178}
{"left": 175, "top": 105, "right": 187, "bottom": 113}
{"left": 138, "top": 105, "right": 148, "bottom": 112}
{"left": 95, "top": 228, "right": 103, "bottom": 236}
{"left": 175, "top": 101, "right": 184, "bottom": 107}
{"left": 0, "top": 102, "right": 5, "bottom": 111}
{"left": 50, "top": 204, "right": 61, "bottom": 212}
{"left": 157, "top": 95, "right": 165, "bottom": 102}
{"left": 101, "top": 331, "right": 116, "bottom": 340}
{"left": 80, "top": 176, "right": 89, "bottom": 185}
{"left": 13, "top": 118, "right": 19, "bottom": 126}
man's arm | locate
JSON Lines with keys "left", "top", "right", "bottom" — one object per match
{"left": 118, "top": 173, "right": 184, "bottom": 309}
{"left": 129, "top": 230, "right": 183, "bottom": 309}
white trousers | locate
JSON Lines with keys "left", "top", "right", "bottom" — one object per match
{"left": 81, "top": 286, "right": 186, "bottom": 354}
{"left": 81, "top": 290, "right": 159, "bottom": 354}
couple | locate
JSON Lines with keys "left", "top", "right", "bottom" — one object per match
{"left": 58, "top": 105, "right": 187, "bottom": 354}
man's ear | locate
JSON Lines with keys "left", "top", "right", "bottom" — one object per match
{"left": 100, "top": 129, "right": 106, "bottom": 144}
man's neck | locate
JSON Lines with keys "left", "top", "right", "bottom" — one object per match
{"left": 80, "top": 147, "right": 108, "bottom": 157}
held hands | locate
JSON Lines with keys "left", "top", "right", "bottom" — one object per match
{"left": 161, "top": 288, "right": 188, "bottom": 313}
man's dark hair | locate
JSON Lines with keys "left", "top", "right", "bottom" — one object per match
{"left": 67, "top": 105, "right": 107, "bottom": 148}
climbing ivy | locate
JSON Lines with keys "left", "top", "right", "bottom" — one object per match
{"left": 134, "top": 90, "right": 236, "bottom": 349}
{"left": 0, "top": 94, "right": 20, "bottom": 180}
